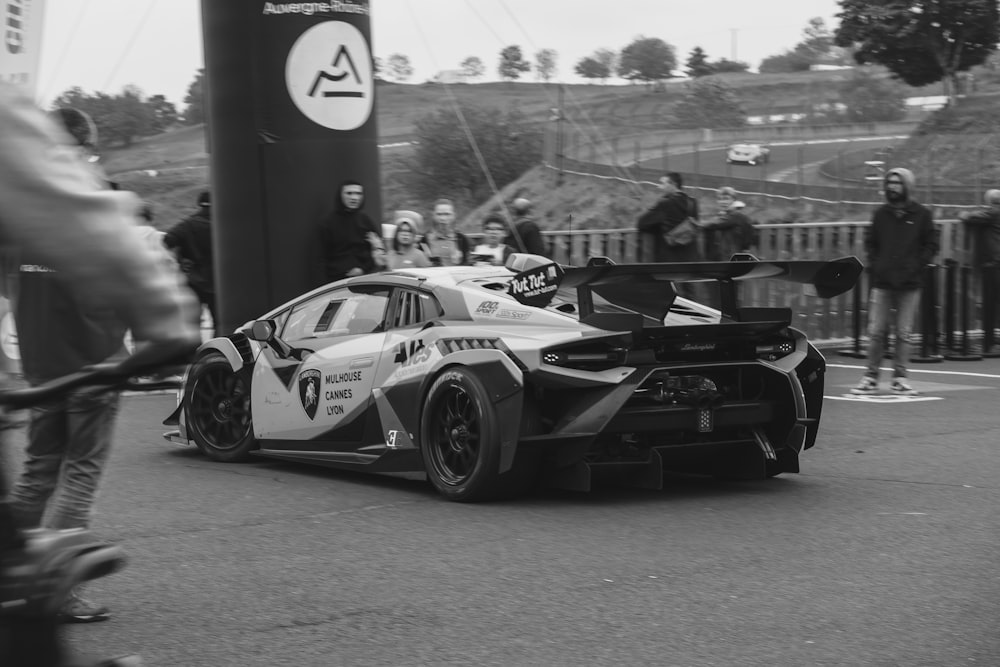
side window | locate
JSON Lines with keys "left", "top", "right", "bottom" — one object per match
{"left": 391, "top": 290, "right": 443, "bottom": 329}
{"left": 281, "top": 286, "right": 390, "bottom": 340}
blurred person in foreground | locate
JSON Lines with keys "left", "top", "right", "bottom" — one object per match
{"left": 0, "top": 83, "right": 200, "bottom": 664}
{"left": 850, "top": 168, "right": 938, "bottom": 397}
{"left": 504, "top": 198, "right": 547, "bottom": 257}
{"left": 164, "top": 191, "right": 217, "bottom": 336}
{"left": 319, "top": 180, "right": 386, "bottom": 283}
{"left": 420, "top": 198, "right": 470, "bottom": 266}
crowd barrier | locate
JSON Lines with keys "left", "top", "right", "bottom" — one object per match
{"left": 837, "top": 261, "right": 1000, "bottom": 363}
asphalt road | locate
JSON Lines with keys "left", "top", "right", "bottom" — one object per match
{"left": 7, "top": 357, "right": 997, "bottom": 667}
{"left": 638, "top": 136, "right": 905, "bottom": 187}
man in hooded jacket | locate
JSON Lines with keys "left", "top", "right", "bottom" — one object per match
{"left": 851, "top": 167, "right": 938, "bottom": 396}
{"left": 319, "top": 181, "right": 385, "bottom": 282}
{"left": 164, "top": 191, "right": 216, "bottom": 335}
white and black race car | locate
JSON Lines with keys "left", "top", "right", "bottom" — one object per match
{"left": 726, "top": 142, "right": 771, "bottom": 166}
{"left": 163, "top": 254, "right": 861, "bottom": 501}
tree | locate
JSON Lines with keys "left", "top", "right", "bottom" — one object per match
{"left": 406, "top": 103, "right": 542, "bottom": 206}
{"left": 147, "top": 94, "right": 179, "bottom": 133}
{"left": 498, "top": 45, "right": 531, "bottom": 81}
{"left": 460, "top": 56, "right": 485, "bottom": 80}
{"left": 183, "top": 68, "right": 206, "bottom": 125}
{"left": 839, "top": 67, "right": 907, "bottom": 122}
{"left": 835, "top": 0, "right": 1000, "bottom": 100}
{"left": 617, "top": 36, "right": 676, "bottom": 83}
{"left": 387, "top": 54, "right": 414, "bottom": 83}
{"left": 51, "top": 85, "right": 161, "bottom": 147}
{"left": 534, "top": 48, "right": 558, "bottom": 82}
{"left": 575, "top": 56, "right": 610, "bottom": 82}
{"left": 685, "top": 47, "right": 714, "bottom": 78}
{"left": 374, "top": 57, "right": 384, "bottom": 81}
{"left": 711, "top": 58, "right": 750, "bottom": 74}
{"left": 760, "top": 17, "right": 847, "bottom": 73}
{"left": 594, "top": 49, "right": 618, "bottom": 81}
{"left": 672, "top": 79, "right": 746, "bottom": 129}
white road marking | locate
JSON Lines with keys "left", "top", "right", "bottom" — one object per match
{"left": 827, "top": 363, "right": 1000, "bottom": 380}
{"left": 825, "top": 394, "right": 943, "bottom": 403}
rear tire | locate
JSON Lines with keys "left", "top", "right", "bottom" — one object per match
{"left": 420, "top": 368, "right": 517, "bottom": 502}
{"left": 185, "top": 352, "right": 257, "bottom": 462}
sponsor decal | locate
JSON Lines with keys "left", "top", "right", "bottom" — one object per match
{"left": 508, "top": 262, "right": 564, "bottom": 307}
{"left": 394, "top": 338, "right": 431, "bottom": 367}
{"left": 298, "top": 369, "right": 321, "bottom": 420}
{"left": 475, "top": 301, "right": 499, "bottom": 315}
{"left": 386, "top": 430, "right": 398, "bottom": 448}
{"left": 495, "top": 308, "right": 530, "bottom": 320}
{"left": 285, "top": 21, "right": 373, "bottom": 130}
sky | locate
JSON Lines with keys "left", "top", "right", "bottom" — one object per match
{"left": 34, "top": 0, "right": 843, "bottom": 108}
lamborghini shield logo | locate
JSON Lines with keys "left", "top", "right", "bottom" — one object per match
{"left": 298, "top": 369, "right": 321, "bottom": 420}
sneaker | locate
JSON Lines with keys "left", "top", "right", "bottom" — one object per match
{"left": 59, "top": 587, "right": 110, "bottom": 623}
{"left": 850, "top": 377, "right": 878, "bottom": 395}
{"left": 891, "top": 378, "right": 918, "bottom": 396}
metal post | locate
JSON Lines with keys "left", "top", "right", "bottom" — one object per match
{"left": 944, "top": 265, "right": 982, "bottom": 361}
{"left": 912, "top": 264, "right": 943, "bottom": 363}
{"left": 838, "top": 279, "right": 867, "bottom": 358}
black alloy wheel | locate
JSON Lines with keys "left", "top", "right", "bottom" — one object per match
{"left": 186, "top": 353, "right": 257, "bottom": 462}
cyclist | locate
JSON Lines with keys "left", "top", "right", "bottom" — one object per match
{"left": 0, "top": 82, "right": 201, "bottom": 665}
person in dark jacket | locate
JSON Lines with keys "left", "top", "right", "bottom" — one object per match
{"left": 504, "top": 198, "right": 547, "bottom": 257}
{"left": 421, "top": 198, "right": 471, "bottom": 266}
{"left": 851, "top": 167, "right": 938, "bottom": 396}
{"left": 959, "top": 188, "right": 1000, "bottom": 270}
{"left": 636, "top": 172, "right": 702, "bottom": 264}
{"left": 697, "top": 186, "right": 755, "bottom": 261}
{"left": 164, "top": 191, "right": 216, "bottom": 335}
{"left": 319, "top": 181, "right": 385, "bottom": 282}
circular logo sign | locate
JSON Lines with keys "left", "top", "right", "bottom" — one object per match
{"left": 286, "top": 21, "right": 373, "bottom": 131}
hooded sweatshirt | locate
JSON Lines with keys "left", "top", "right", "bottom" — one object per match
{"left": 865, "top": 167, "right": 938, "bottom": 290}
{"left": 319, "top": 182, "right": 382, "bottom": 282}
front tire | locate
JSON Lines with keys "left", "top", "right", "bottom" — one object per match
{"left": 420, "top": 368, "right": 509, "bottom": 502}
{"left": 186, "top": 352, "right": 257, "bottom": 462}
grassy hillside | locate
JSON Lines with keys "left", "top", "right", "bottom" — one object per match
{"left": 102, "top": 67, "right": 1000, "bottom": 230}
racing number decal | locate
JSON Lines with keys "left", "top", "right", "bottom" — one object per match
{"left": 394, "top": 338, "right": 431, "bottom": 367}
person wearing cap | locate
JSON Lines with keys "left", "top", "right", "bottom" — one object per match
{"left": 504, "top": 197, "right": 547, "bottom": 257}
{"left": 850, "top": 167, "right": 938, "bottom": 397}
{"left": 164, "top": 190, "right": 217, "bottom": 336}
{"left": 695, "top": 186, "right": 756, "bottom": 261}
{"left": 386, "top": 213, "right": 432, "bottom": 270}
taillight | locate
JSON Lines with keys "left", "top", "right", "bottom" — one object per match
{"left": 542, "top": 343, "right": 627, "bottom": 371}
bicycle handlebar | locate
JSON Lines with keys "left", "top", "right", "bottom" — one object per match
{"left": 0, "top": 338, "right": 197, "bottom": 410}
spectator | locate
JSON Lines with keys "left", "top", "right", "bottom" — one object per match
{"left": 959, "top": 188, "right": 1000, "bottom": 271}
{"left": 471, "top": 214, "right": 511, "bottom": 265}
{"left": 319, "top": 180, "right": 385, "bottom": 282}
{"left": 421, "top": 198, "right": 470, "bottom": 266}
{"left": 0, "top": 85, "right": 200, "bottom": 637}
{"left": 850, "top": 168, "right": 938, "bottom": 396}
{"left": 504, "top": 197, "right": 547, "bottom": 256}
{"left": 164, "top": 191, "right": 217, "bottom": 335}
{"left": 697, "top": 186, "right": 756, "bottom": 261}
{"left": 386, "top": 215, "right": 432, "bottom": 270}
{"left": 636, "top": 172, "right": 702, "bottom": 263}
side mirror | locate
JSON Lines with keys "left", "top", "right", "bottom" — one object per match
{"left": 247, "top": 319, "right": 277, "bottom": 342}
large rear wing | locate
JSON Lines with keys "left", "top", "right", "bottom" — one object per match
{"left": 505, "top": 254, "right": 863, "bottom": 322}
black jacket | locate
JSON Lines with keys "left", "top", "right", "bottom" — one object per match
{"left": 961, "top": 208, "right": 1000, "bottom": 268}
{"left": 164, "top": 208, "right": 214, "bottom": 292}
{"left": 866, "top": 200, "right": 937, "bottom": 290}
{"left": 319, "top": 198, "right": 381, "bottom": 281}
{"left": 505, "top": 217, "right": 547, "bottom": 256}
{"left": 636, "top": 192, "right": 700, "bottom": 262}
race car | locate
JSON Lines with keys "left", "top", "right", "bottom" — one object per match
{"left": 726, "top": 142, "right": 771, "bottom": 165}
{"left": 163, "top": 253, "right": 861, "bottom": 502}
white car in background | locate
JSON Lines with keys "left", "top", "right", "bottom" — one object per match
{"left": 726, "top": 142, "right": 771, "bottom": 166}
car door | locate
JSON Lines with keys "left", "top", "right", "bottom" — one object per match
{"left": 251, "top": 284, "right": 391, "bottom": 448}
